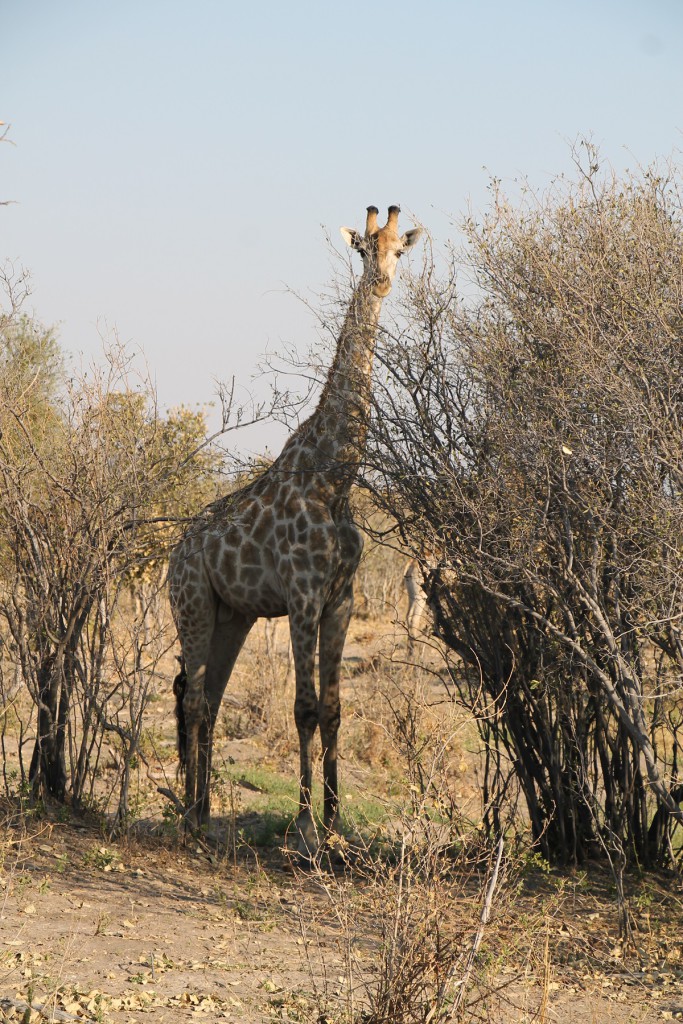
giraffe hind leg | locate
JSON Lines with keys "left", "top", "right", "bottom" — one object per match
{"left": 194, "top": 603, "right": 255, "bottom": 830}
{"left": 173, "top": 657, "right": 188, "bottom": 770}
{"left": 176, "top": 620, "right": 214, "bottom": 830}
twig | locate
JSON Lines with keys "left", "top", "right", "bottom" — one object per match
{"left": 538, "top": 920, "right": 552, "bottom": 1024}
{"left": 156, "top": 785, "right": 187, "bottom": 817}
{"left": 436, "top": 835, "right": 505, "bottom": 1022}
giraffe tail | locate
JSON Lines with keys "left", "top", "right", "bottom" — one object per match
{"left": 172, "top": 656, "right": 188, "bottom": 774}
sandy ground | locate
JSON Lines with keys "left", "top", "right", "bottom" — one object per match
{"left": 2, "top": 617, "right": 683, "bottom": 1023}
{"left": 1, "top": 820, "right": 682, "bottom": 1023}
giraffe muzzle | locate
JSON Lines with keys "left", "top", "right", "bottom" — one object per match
{"left": 372, "top": 274, "right": 392, "bottom": 298}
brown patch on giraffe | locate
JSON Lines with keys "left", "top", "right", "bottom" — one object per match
{"left": 217, "top": 526, "right": 241, "bottom": 550}
{"left": 308, "top": 505, "right": 328, "bottom": 526}
{"left": 242, "top": 566, "right": 265, "bottom": 588}
{"left": 251, "top": 507, "right": 274, "bottom": 541}
{"left": 241, "top": 540, "right": 261, "bottom": 565}
{"left": 290, "top": 547, "right": 311, "bottom": 573}
{"left": 309, "top": 527, "right": 328, "bottom": 548}
{"left": 219, "top": 552, "right": 237, "bottom": 584}
{"left": 312, "top": 552, "right": 329, "bottom": 573}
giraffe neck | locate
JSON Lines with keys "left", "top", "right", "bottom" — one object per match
{"left": 278, "top": 277, "right": 384, "bottom": 486}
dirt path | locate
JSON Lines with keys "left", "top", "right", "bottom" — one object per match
{"left": 1, "top": 824, "right": 333, "bottom": 1022}
{"left": 2, "top": 820, "right": 682, "bottom": 1023}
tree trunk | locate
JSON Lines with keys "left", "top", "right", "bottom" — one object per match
{"left": 29, "top": 652, "right": 68, "bottom": 801}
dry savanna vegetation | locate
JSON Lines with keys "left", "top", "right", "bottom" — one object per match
{"left": 1, "top": 145, "right": 683, "bottom": 1023}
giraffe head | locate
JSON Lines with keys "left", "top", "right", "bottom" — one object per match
{"left": 340, "top": 205, "right": 422, "bottom": 298}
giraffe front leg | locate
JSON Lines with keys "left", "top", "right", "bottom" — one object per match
{"left": 196, "top": 605, "right": 255, "bottom": 831}
{"left": 291, "top": 609, "right": 322, "bottom": 860}
{"left": 319, "top": 586, "right": 354, "bottom": 836}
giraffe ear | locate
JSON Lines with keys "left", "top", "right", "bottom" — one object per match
{"left": 401, "top": 227, "right": 422, "bottom": 250}
{"left": 340, "top": 227, "right": 365, "bottom": 251}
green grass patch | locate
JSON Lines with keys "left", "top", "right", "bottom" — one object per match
{"left": 210, "top": 763, "right": 392, "bottom": 850}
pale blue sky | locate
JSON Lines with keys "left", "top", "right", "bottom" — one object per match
{"left": 3, "top": 0, "right": 682, "bottom": 452}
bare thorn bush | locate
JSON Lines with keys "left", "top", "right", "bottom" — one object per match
{"left": 364, "top": 143, "right": 683, "bottom": 870}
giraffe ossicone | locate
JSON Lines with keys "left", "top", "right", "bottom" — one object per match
{"left": 168, "top": 205, "right": 422, "bottom": 858}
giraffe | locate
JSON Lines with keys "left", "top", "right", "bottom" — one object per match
{"left": 168, "top": 205, "right": 422, "bottom": 856}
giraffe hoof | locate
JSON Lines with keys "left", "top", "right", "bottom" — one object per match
{"left": 291, "top": 850, "right": 317, "bottom": 871}
{"left": 290, "top": 813, "right": 320, "bottom": 865}
{"left": 323, "top": 829, "right": 361, "bottom": 867}
{"left": 295, "top": 835, "right": 320, "bottom": 866}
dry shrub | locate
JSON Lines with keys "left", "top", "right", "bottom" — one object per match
{"left": 343, "top": 655, "right": 470, "bottom": 805}
{"left": 353, "top": 508, "right": 407, "bottom": 621}
{"left": 344, "top": 661, "right": 399, "bottom": 770}
{"left": 366, "top": 144, "right": 683, "bottom": 869}
{"left": 290, "top": 802, "right": 553, "bottom": 1024}
{"left": 278, "top": 628, "right": 568, "bottom": 1024}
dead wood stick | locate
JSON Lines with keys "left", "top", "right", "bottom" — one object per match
{"left": 156, "top": 784, "right": 187, "bottom": 817}
{"left": 428, "top": 835, "right": 505, "bottom": 1023}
